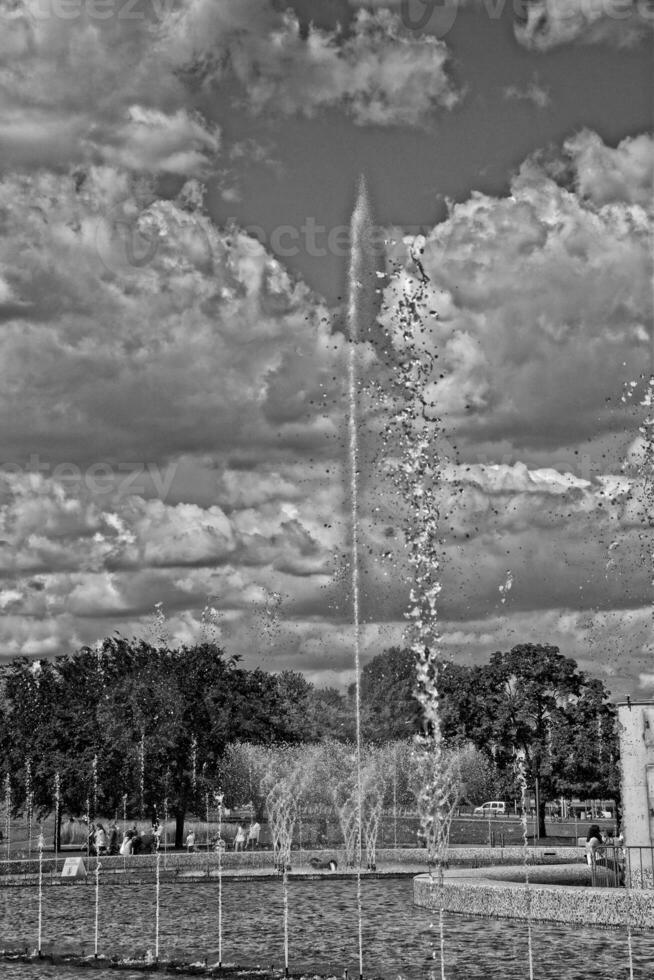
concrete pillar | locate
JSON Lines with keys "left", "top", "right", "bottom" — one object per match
{"left": 617, "top": 700, "right": 654, "bottom": 888}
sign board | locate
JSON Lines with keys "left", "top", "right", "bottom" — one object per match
{"left": 61, "top": 857, "right": 87, "bottom": 878}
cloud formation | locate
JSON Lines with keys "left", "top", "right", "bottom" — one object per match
{"left": 163, "top": 2, "right": 459, "bottom": 125}
{"left": 379, "top": 129, "right": 652, "bottom": 456}
{"left": 0, "top": 123, "right": 651, "bottom": 696}
{"left": 514, "top": 0, "right": 653, "bottom": 50}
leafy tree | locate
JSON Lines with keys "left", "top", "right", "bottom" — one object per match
{"left": 0, "top": 638, "right": 312, "bottom": 847}
{"left": 472, "top": 644, "right": 618, "bottom": 837}
{"left": 359, "top": 647, "right": 422, "bottom": 740}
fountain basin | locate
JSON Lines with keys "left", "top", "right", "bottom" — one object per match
{"left": 414, "top": 867, "right": 654, "bottom": 928}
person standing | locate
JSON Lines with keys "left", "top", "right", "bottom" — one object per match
{"left": 247, "top": 821, "right": 261, "bottom": 850}
{"left": 234, "top": 825, "right": 245, "bottom": 851}
{"left": 585, "top": 824, "right": 604, "bottom": 866}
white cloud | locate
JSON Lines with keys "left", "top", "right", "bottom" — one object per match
{"left": 514, "top": 0, "right": 653, "bottom": 50}
{"left": 163, "top": 3, "right": 459, "bottom": 126}
{"left": 563, "top": 130, "right": 654, "bottom": 207}
{"left": 379, "top": 131, "right": 652, "bottom": 452}
{"left": 503, "top": 79, "right": 551, "bottom": 108}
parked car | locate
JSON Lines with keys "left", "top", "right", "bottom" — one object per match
{"left": 473, "top": 801, "right": 507, "bottom": 816}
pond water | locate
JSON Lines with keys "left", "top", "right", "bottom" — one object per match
{"left": 0, "top": 877, "right": 651, "bottom": 979}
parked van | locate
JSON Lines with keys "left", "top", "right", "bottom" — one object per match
{"left": 473, "top": 801, "right": 507, "bottom": 816}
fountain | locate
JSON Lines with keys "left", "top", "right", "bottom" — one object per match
{"left": 0, "top": 190, "right": 651, "bottom": 980}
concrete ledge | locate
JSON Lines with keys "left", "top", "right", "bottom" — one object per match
{"left": 414, "top": 869, "right": 654, "bottom": 929}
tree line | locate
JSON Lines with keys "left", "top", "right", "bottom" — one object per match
{"left": 0, "top": 638, "right": 618, "bottom": 844}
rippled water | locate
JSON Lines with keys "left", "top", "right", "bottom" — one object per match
{"left": 0, "top": 877, "right": 650, "bottom": 979}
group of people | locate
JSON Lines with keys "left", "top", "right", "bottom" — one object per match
{"left": 86, "top": 820, "right": 161, "bottom": 856}
{"left": 185, "top": 821, "right": 261, "bottom": 853}
{"left": 585, "top": 824, "right": 625, "bottom": 884}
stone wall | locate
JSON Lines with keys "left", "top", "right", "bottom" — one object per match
{"left": 414, "top": 872, "right": 654, "bottom": 929}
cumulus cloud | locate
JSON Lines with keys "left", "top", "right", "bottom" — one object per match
{"left": 0, "top": 166, "right": 346, "bottom": 467}
{"left": 514, "top": 0, "right": 653, "bottom": 50}
{"left": 163, "top": 3, "right": 459, "bottom": 125}
{"left": 0, "top": 0, "right": 220, "bottom": 174}
{"left": 562, "top": 130, "right": 654, "bottom": 207}
{"left": 379, "top": 130, "right": 652, "bottom": 455}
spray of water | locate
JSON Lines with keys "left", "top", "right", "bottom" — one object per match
{"left": 154, "top": 833, "right": 161, "bottom": 962}
{"left": 92, "top": 753, "right": 98, "bottom": 820}
{"left": 215, "top": 791, "right": 224, "bottom": 967}
{"left": 191, "top": 735, "right": 198, "bottom": 797}
{"left": 139, "top": 734, "right": 146, "bottom": 821}
{"left": 265, "top": 767, "right": 299, "bottom": 976}
{"left": 382, "top": 241, "right": 455, "bottom": 978}
{"left": 515, "top": 749, "right": 535, "bottom": 980}
{"left": 37, "top": 827, "right": 44, "bottom": 955}
{"left": 25, "top": 759, "right": 32, "bottom": 864}
{"left": 94, "top": 857, "right": 101, "bottom": 958}
{"left": 122, "top": 793, "right": 128, "bottom": 871}
{"left": 54, "top": 772, "right": 61, "bottom": 872}
{"left": 4, "top": 775, "right": 10, "bottom": 860}
{"left": 347, "top": 174, "right": 376, "bottom": 980}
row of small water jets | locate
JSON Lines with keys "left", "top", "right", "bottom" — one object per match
{"left": 2, "top": 734, "right": 415, "bottom": 976}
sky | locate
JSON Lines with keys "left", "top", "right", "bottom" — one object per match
{"left": 0, "top": 0, "right": 652, "bottom": 698}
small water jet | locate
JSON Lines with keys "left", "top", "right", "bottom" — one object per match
{"left": 3, "top": 775, "right": 10, "bottom": 860}
{"left": 514, "top": 749, "right": 535, "bottom": 980}
{"left": 37, "top": 827, "right": 44, "bottom": 957}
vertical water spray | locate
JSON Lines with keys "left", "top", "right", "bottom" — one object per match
{"left": 216, "top": 791, "right": 224, "bottom": 967}
{"left": 54, "top": 772, "right": 61, "bottom": 873}
{"left": 122, "top": 793, "right": 128, "bottom": 871}
{"left": 154, "top": 829, "right": 161, "bottom": 962}
{"left": 94, "top": 856, "right": 101, "bottom": 958}
{"left": 139, "top": 734, "right": 145, "bottom": 822}
{"left": 4, "top": 775, "right": 10, "bottom": 860}
{"left": 515, "top": 750, "right": 535, "bottom": 980}
{"left": 386, "top": 244, "right": 454, "bottom": 979}
{"left": 25, "top": 759, "right": 32, "bottom": 864}
{"left": 163, "top": 796, "right": 169, "bottom": 870}
{"left": 92, "top": 754, "right": 98, "bottom": 820}
{"left": 347, "top": 174, "right": 375, "bottom": 980}
{"left": 37, "top": 827, "right": 44, "bottom": 956}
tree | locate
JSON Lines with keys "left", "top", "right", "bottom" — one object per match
{"left": 0, "top": 638, "right": 311, "bottom": 848}
{"left": 473, "top": 644, "right": 618, "bottom": 837}
{"left": 359, "top": 647, "right": 422, "bottom": 740}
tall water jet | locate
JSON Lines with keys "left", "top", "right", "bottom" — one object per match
{"left": 54, "top": 772, "right": 60, "bottom": 873}
{"left": 154, "top": 830, "right": 161, "bottom": 962}
{"left": 139, "top": 734, "right": 146, "bottom": 821}
{"left": 25, "top": 759, "right": 32, "bottom": 863}
{"left": 37, "top": 828, "right": 44, "bottom": 956}
{"left": 215, "top": 791, "right": 224, "bottom": 968}
{"left": 382, "top": 238, "right": 457, "bottom": 977}
{"left": 94, "top": 857, "right": 101, "bottom": 958}
{"left": 515, "top": 750, "right": 535, "bottom": 980}
{"left": 92, "top": 753, "right": 98, "bottom": 820}
{"left": 4, "top": 775, "right": 10, "bottom": 859}
{"left": 347, "top": 174, "right": 376, "bottom": 980}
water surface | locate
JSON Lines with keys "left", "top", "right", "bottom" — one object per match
{"left": 0, "top": 877, "right": 649, "bottom": 978}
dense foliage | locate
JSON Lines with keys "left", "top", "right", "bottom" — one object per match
{"left": 0, "top": 638, "right": 619, "bottom": 843}
{"left": 0, "top": 638, "right": 314, "bottom": 845}
{"left": 358, "top": 643, "right": 620, "bottom": 836}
